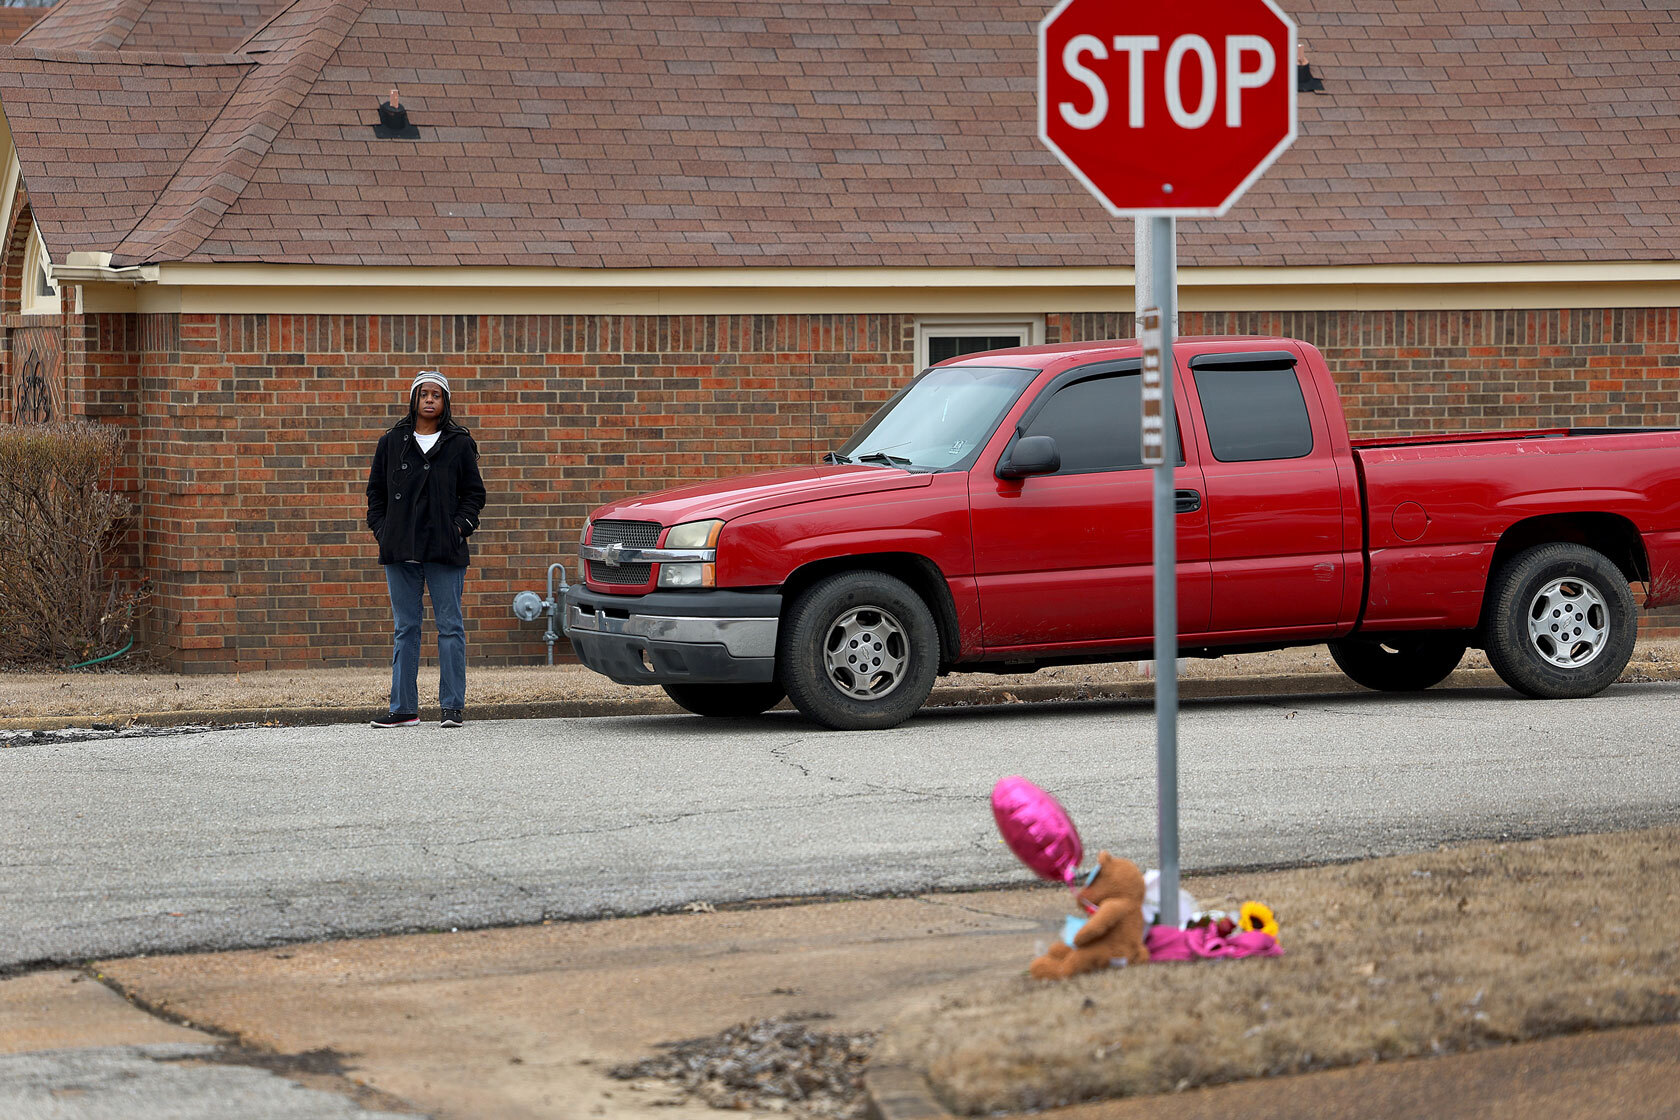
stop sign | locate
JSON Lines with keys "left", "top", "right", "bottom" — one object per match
{"left": 1039, "top": 0, "right": 1297, "bottom": 216}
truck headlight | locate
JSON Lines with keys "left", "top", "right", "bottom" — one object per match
{"left": 658, "top": 563, "right": 715, "bottom": 588}
{"left": 657, "top": 519, "right": 722, "bottom": 588}
{"left": 663, "top": 519, "right": 722, "bottom": 549}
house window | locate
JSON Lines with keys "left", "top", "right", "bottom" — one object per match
{"left": 915, "top": 317, "right": 1041, "bottom": 370}
{"left": 21, "top": 231, "right": 60, "bottom": 315}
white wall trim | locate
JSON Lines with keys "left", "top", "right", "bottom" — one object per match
{"left": 76, "top": 279, "right": 1680, "bottom": 317}
{"left": 145, "top": 260, "right": 1680, "bottom": 292}
{"left": 56, "top": 259, "right": 1680, "bottom": 316}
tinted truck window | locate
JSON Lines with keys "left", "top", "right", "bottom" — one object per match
{"left": 1192, "top": 366, "right": 1314, "bottom": 462}
{"left": 1024, "top": 373, "right": 1144, "bottom": 473}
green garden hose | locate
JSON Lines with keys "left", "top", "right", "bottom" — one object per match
{"left": 66, "top": 634, "right": 133, "bottom": 670}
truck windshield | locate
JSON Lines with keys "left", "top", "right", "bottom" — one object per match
{"left": 833, "top": 365, "right": 1036, "bottom": 471}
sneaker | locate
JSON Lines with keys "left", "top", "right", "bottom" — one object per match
{"left": 371, "top": 711, "right": 419, "bottom": 728}
{"left": 440, "top": 709, "right": 464, "bottom": 728}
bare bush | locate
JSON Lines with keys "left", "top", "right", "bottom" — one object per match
{"left": 0, "top": 422, "right": 143, "bottom": 666}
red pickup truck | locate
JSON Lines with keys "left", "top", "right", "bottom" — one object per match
{"left": 564, "top": 337, "right": 1680, "bottom": 730}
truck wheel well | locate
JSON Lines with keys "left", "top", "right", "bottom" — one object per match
{"left": 1488, "top": 513, "right": 1649, "bottom": 586}
{"left": 779, "top": 554, "right": 960, "bottom": 668}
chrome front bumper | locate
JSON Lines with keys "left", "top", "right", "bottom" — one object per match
{"left": 564, "top": 604, "right": 777, "bottom": 659}
{"left": 562, "top": 586, "right": 781, "bottom": 685}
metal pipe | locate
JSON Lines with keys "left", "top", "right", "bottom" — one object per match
{"left": 544, "top": 562, "right": 568, "bottom": 665}
{"left": 1134, "top": 218, "right": 1153, "bottom": 327}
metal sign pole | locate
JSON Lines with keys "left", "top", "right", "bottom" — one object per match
{"left": 1134, "top": 219, "right": 1154, "bottom": 322}
{"left": 1039, "top": 1, "right": 1297, "bottom": 939}
{"left": 1145, "top": 214, "right": 1181, "bottom": 928}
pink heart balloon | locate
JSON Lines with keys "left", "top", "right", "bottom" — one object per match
{"left": 991, "top": 776, "right": 1083, "bottom": 884}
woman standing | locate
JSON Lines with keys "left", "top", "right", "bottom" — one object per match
{"left": 365, "top": 371, "right": 487, "bottom": 728}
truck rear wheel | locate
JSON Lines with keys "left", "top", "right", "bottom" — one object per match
{"left": 779, "top": 571, "right": 939, "bottom": 730}
{"left": 1483, "top": 542, "right": 1636, "bottom": 699}
{"left": 1328, "top": 636, "right": 1466, "bottom": 692}
{"left": 661, "top": 683, "right": 786, "bottom": 718}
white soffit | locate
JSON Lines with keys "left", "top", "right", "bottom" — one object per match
{"left": 66, "top": 262, "right": 1680, "bottom": 315}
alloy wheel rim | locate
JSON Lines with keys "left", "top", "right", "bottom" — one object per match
{"left": 1526, "top": 577, "right": 1608, "bottom": 668}
{"left": 823, "top": 605, "right": 909, "bottom": 700}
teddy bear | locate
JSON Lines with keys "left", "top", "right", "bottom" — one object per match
{"left": 1028, "top": 851, "right": 1150, "bottom": 979}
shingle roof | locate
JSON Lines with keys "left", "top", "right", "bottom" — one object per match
{"left": 1, "top": 52, "right": 250, "bottom": 245}
{"left": 1, "top": 0, "right": 1676, "bottom": 270}
{"left": 15, "top": 0, "right": 288, "bottom": 54}
{"left": 0, "top": 8, "right": 45, "bottom": 47}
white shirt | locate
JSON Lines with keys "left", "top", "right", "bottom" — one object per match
{"left": 414, "top": 430, "right": 441, "bottom": 454}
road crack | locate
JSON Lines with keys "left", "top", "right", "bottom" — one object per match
{"left": 425, "top": 845, "right": 540, "bottom": 900}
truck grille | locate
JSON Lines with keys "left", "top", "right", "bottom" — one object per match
{"left": 587, "top": 519, "right": 660, "bottom": 585}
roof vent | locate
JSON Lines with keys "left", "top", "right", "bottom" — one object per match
{"left": 1296, "top": 41, "right": 1324, "bottom": 93}
{"left": 374, "top": 87, "right": 420, "bottom": 138}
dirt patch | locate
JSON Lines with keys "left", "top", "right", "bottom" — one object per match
{"left": 610, "top": 1016, "right": 877, "bottom": 1118}
{"left": 874, "top": 827, "right": 1680, "bottom": 1115}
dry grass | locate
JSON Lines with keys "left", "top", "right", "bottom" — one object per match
{"left": 875, "top": 827, "right": 1680, "bottom": 1115}
{"left": 0, "top": 646, "right": 1357, "bottom": 720}
{"left": 6, "top": 643, "right": 1680, "bottom": 723}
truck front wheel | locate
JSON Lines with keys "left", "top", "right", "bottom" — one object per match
{"left": 1484, "top": 542, "right": 1636, "bottom": 699}
{"left": 1327, "top": 636, "right": 1466, "bottom": 692}
{"left": 661, "top": 683, "right": 786, "bottom": 718}
{"left": 779, "top": 571, "right": 939, "bottom": 730}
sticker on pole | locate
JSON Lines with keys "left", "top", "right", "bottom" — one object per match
{"left": 1140, "top": 307, "right": 1164, "bottom": 465}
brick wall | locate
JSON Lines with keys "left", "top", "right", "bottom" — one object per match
{"left": 49, "top": 305, "right": 1680, "bottom": 671}
{"left": 1053, "top": 308, "right": 1680, "bottom": 434}
{"left": 81, "top": 311, "right": 912, "bottom": 670}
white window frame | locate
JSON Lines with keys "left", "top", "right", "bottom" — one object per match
{"left": 914, "top": 315, "right": 1042, "bottom": 372}
{"left": 21, "top": 228, "right": 60, "bottom": 315}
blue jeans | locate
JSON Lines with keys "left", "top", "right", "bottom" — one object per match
{"left": 384, "top": 563, "right": 467, "bottom": 714}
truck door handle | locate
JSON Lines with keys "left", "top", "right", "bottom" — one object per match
{"left": 1175, "top": 489, "right": 1202, "bottom": 514}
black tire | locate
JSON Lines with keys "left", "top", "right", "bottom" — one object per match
{"left": 779, "top": 571, "right": 939, "bottom": 730}
{"left": 1483, "top": 542, "right": 1636, "bottom": 699}
{"left": 661, "top": 682, "right": 786, "bottom": 718}
{"left": 1328, "top": 636, "right": 1467, "bottom": 692}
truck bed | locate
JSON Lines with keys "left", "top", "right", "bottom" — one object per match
{"left": 1352, "top": 426, "right": 1680, "bottom": 631}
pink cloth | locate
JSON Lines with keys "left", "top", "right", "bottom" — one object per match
{"left": 1145, "top": 925, "right": 1283, "bottom": 962}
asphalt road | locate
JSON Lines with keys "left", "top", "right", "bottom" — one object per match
{"left": 5, "top": 683, "right": 1679, "bottom": 971}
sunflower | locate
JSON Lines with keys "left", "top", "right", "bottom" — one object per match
{"left": 1239, "top": 901, "right": 1279, "bottom": 941}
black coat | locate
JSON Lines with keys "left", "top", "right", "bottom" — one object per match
{"left": 366, "top": 419, "right": 487, "bottom": 567}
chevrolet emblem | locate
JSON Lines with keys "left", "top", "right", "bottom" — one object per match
{"left": 604, "top": 542, "right": 624, "bottom": 567}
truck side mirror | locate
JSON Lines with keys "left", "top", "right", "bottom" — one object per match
{"left": 998, "top": 435, "right": 1061, "bottom": 479}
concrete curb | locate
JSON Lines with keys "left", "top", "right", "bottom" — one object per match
{"left": 863, "top": 1064, "right": 953, "bottom": 1120}
{"left": 11, "top": 662, "right": 1680, "bottom": 733}
{"left": 0, "top": 695, "right": 681, "bottom": 732}
{"left": 0, "top": 667, "right": 1544, "bottom": 733}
